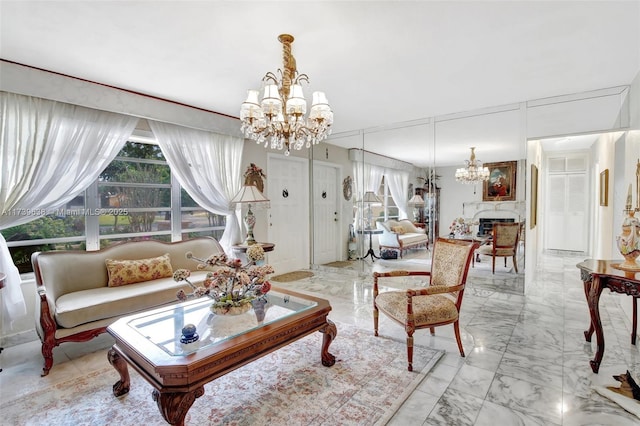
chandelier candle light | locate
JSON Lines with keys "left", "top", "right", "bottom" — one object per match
{"left": 240, "top": 34, "right": 334, "bottom": 156}
{"left": 455, "top": 147, "right": 490, "bottom": 193}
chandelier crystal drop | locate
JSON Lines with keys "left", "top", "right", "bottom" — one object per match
{"left": 455, "top": 147, "right": 490, "bottom": 184}
{"left": 240, "top": 34, "right": 334, "bottom": 156}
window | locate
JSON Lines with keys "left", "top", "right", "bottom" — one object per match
{"left": 2, "top": 140, "right": 226, "bottom": 273}
{"left": 375, "top": 177, "right": 399, "bottom": 223}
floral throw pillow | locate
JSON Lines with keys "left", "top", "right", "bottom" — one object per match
{"left": 391, "top": 226, "right": 405, "bottom": 235}
{"left": 105, "top": 253, "right": 173, "bottom": 287}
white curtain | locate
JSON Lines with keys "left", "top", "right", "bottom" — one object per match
{"left": 384, "top": 169, "right": 410, "bottom": 220}
{"left": 353, "top": 161, "right": 385, "bottom": 199}
{"left": 148, "top": 121, "right": 244, "bottom": 255}
{"left": 352, "top": 161, "right": 385, "bottom": 230}
{"left": 0, "top": 92, "right": 137, "bottom": 322}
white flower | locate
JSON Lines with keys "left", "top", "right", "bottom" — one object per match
{"left": 246, "top": 244, "right": 265, "bottom": 262}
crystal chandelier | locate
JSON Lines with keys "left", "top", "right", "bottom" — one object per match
{"left": 240, "top": 34, "right": 333, "bottom": 156}
{"left": 455, "top": 147, "right": 490, "bottom": 184}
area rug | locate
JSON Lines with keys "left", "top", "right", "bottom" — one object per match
{"left": 270, "top": 270, "right": 314, "bottom": 282}
{"left": 1, "top": 323, "right": 443, "bottom": 426}
{"left": 323, "top": 261, "right": 355, "bottom": 268}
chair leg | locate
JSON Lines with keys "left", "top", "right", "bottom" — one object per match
{"left": 373, "top": 304, "right": 379, "bottom": 337}
{"left": 513, "top": 254, "right": 518, "bottom": 273}
{"left": 492, "top": 256, "right": 496, "bottom": 274}
{"left": 453, "top": 321, "right": 465, "bottom": 357}
{"left": 504, "top": 257, "right": 507, "bottom": 267}
{"left": 429, "top": 327, "right": 435, "bottom": 335}
{"left": 407, "top": 334, "right": 414, "bottom": 372}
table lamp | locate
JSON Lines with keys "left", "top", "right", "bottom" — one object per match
{"left": 231, "top": 185, "right": 270, "bottom": 245}
{"left": 408, "top": 194, "right": 425, "bottom": 222}
{"left": 362, "top": 191, "right": 381, "bottom": 230}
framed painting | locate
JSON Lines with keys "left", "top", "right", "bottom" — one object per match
{"left": 530, "top": 164, "right": 538, "bottom": 229}
{"left": 599, "top": 169, "right": 609, "bottom": 206}
{"left": 483, "top": 161, "right": 517, "bottom": 201}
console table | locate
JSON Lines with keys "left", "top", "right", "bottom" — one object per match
{"left": 577, "top": 259, "right": 640, "bottom": 373}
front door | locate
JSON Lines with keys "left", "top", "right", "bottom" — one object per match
{"left": 267, "top": 154, "right": 310, "bottom": 274}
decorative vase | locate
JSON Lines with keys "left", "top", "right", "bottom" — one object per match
{"left": 180, "top": 324, "right": 199, "bottom": 344}
{"left": 615, "top": 211, "right": 640, "bottom": 271}
{"left": 211, "top": 302, "right": 252, "bottom": 316}
{"left": 252, "top": 298, "right": 268, "bottom": 323}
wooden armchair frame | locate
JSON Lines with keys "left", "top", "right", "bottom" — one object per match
{"left": 373, "top": 238, "right": 477, "bottom": 371}
{"left": 477, "top": 222, "right": 520, "bottom": 273}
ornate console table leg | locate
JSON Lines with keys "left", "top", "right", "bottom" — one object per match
{"left": 319, "top": 319, "right": 337, "bottom": 367}
{"left": 152, "top": 387, "right": 204, "bottom": 426}
{"left": 632, "top": 297, "right": 638, "bottom": 345}
{"left": 107, "top": 348, "right": 130, "bottom": 397}
{"left": 587, "top": 277, "right": 605, "bottom": 373}
{"left": 582, "top": 274, "right": 595, "bottom": 342}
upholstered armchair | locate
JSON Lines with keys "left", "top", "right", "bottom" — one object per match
{"left": 373, "top": 238, "right": 478, "bottom": 371}
{"left": 476, "top": 222, "right": 520, "bottom": 273}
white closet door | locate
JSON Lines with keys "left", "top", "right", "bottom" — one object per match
{"left": 544, "top": 166, "right": 588, "bottom": 252}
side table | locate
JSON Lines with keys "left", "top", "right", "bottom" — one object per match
{"left": 357, "top": 229, "right": 383, "bottom": 261}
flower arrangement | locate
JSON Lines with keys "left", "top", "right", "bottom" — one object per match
{"left": 173, "top": 251, "right": 273, "bottom": 315}
{"left": 449, "top": 217, "right": 471, "bottom": 236}
{"left": 244, "top": 163, "right": 266, "bottom": 179}
{"left": 244, "top": 163, "right": 266, "bottom": 193}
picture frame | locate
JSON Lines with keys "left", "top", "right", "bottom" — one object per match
{"left": 599, "top": 169, "right": 609, "bottom": 206}
{"left": 483, "top": 161, "right": 517, "bottom": 201}
{"left": 530, "top": 164, "right": 538, "bottom": 229}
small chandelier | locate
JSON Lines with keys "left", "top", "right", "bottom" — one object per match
{"left": 455, "top": 147, "right": 490, "bottom": 184}
{"left": 240, "top": 34, "right": 333, "bottom": 156}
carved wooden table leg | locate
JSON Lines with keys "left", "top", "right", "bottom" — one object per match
{"left": 319, "top": 319, "right": 337, "bottom": 367}
{"left": 107, "top": 348, "right": 130, "bottom": 397}
{"left": 587, "top": 277, "right": 605, "bottom": 373}
{"left": 632, "top": 297, "right": 638, "bottom": 345}
{"left": 583, "top": 277, "right": 595, "bottom": 342}
{"left": 152, "top": 387, "right": 204, "bottom": 426}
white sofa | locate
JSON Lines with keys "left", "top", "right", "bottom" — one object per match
{"left": 376, "top": 219, "right": 429, "bottom": 258}
{"left": 31, "top": 236, "right": 223, "bottom": 376}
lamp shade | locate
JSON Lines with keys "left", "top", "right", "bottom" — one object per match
{"left": 408, "top": 194, "right": 425, "bottom": 206}
{"left": 362, "top": 191, "right": 381, "bottom": 204}
{"left": 231, "top": 185, "right": 270, "bottom": 204}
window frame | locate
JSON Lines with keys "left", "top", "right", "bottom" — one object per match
{"left": 3, "top": 135, "right": 227, "bottom": 272}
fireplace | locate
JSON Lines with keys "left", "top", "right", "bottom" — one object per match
{"left": 477, "top": 218, "right": 514, "bottom": 236}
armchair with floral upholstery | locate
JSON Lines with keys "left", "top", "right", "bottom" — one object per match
{"left": 476, "top": 222, "right": 520, "bottom": 273}
{"left": 373, "top": 238, "right": 478, "bottom": 371}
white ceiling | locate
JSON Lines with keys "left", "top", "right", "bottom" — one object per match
{"left": 1, "top": 1, "right": 638, "bottom": 167}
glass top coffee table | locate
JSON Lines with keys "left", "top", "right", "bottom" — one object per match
{"left": 107, "top": 287, "right": 336, "bottom": 425}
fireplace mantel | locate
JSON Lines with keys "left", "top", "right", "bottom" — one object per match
{"left": 462, "top": 201, "right": 525, "bottom": 222}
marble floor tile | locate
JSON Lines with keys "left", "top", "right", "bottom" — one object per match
{"left": 2, "top": 250, "right": 639, "bottom": 425}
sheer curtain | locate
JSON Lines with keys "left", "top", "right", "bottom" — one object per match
{"left": 384, "top": 169, "right": 410, "bottom": 220}
{"left": 0, "top": 92, "right": 137, "bottom": 322}
{"left": 148, "top": 121, "right": 244, "bottom": 254}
